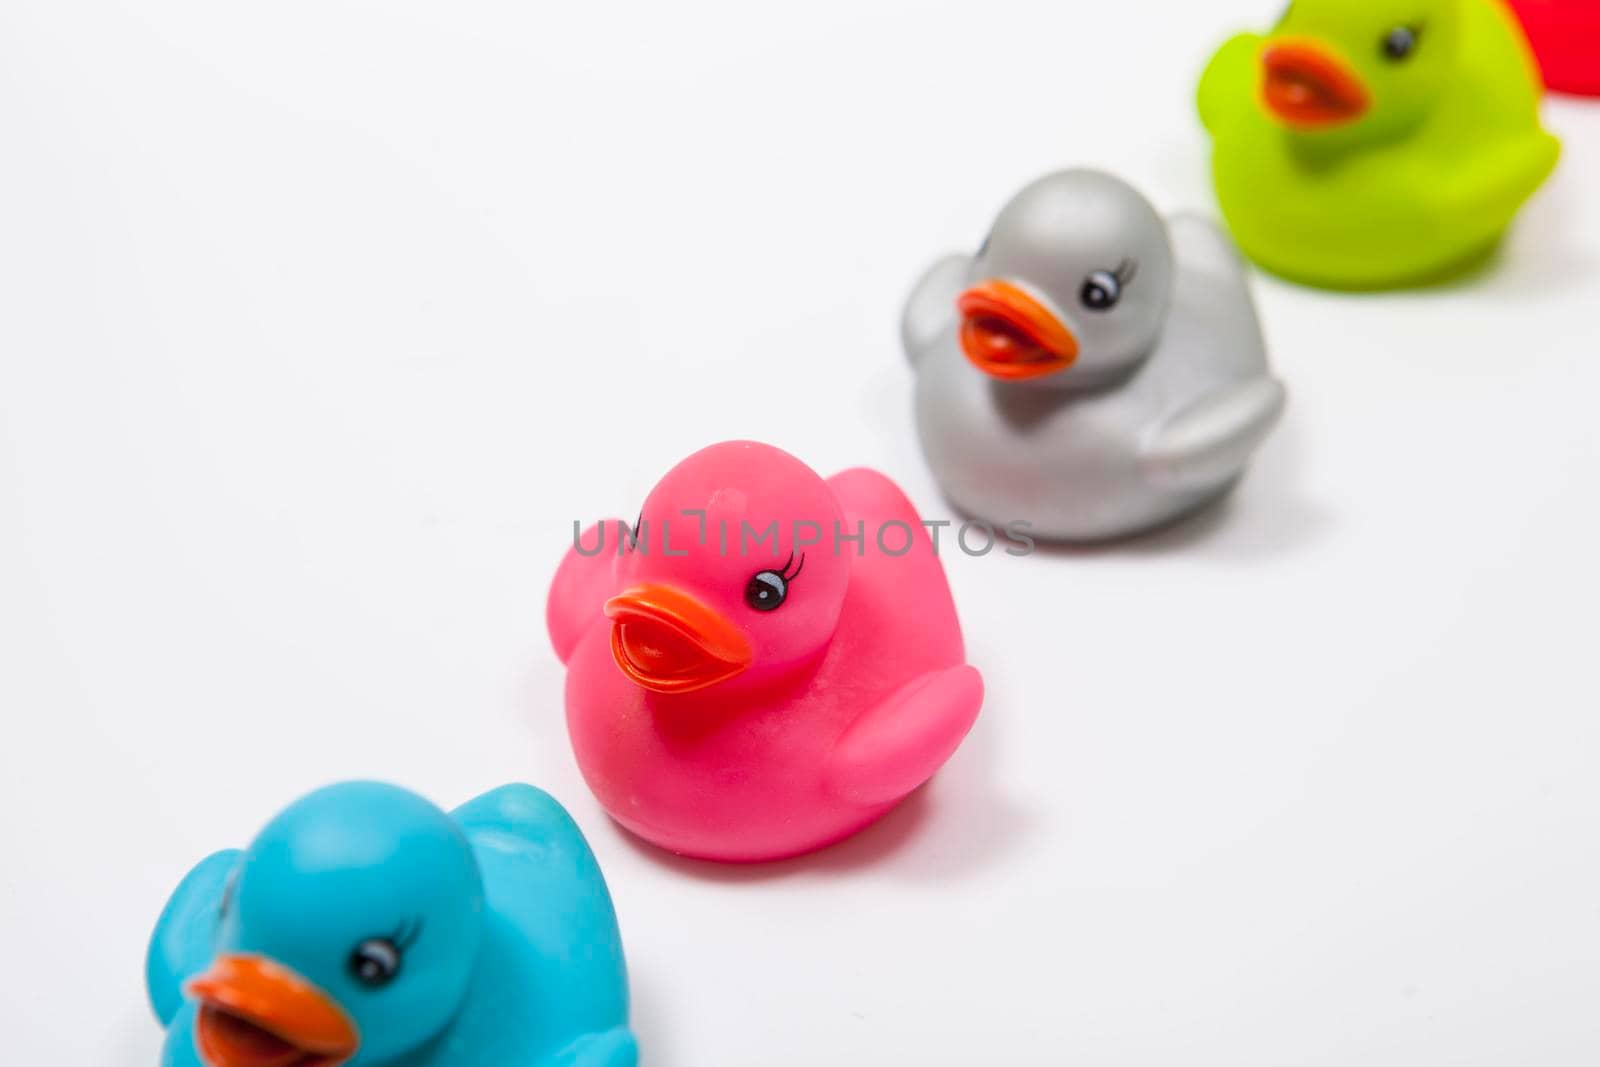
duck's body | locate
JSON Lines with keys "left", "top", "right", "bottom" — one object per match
{"left": 1200, "top": 0, "right": 1559, "bottom": 289}
{"left": 904, "top": 170, "right": 1285, "bottom": 543}
{"left": 910, "top": 215, "right": 1282, "bottom": 541}
{"left": 148, "top": 783, "right": 635, "bottom": 1067}
{"left": 549, "top": 442, "right": 982, "bottom": 862}
{"left": 1509, "top": 0, "right": 1600, "bottom": 95}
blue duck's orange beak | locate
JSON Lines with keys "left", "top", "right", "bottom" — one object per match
{"left": 956, "top": 280, "right": 1079, "bottom": 382}
{"left": 186, "top": 954, "right": 358, "bottom": 1067}
{"left": 605, "top": 584, "right": 752, "bottom": 694}
{"left": 1261, "top": 40, "right": 1372, "bottom": 128}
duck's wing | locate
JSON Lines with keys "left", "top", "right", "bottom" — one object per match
{"left": 901, "top": 253, "right": 970, "bottom": 367}
{"left": 1140, "top": 376, "right": 1287, "bottom": 494}
{"left": 1434, "top": 130, "right": 1560, "bottom": 223}
{"left": 452, "top": 785, "right": 630, "bottom": 1026}
{"left": 452, "top": 784, "right": 615, "bottom": 909}
{"left": 548, "top": 521, "right": 625, "bottom": 664}
{"left": 1168, "top": 212, "right": 1249, "bottom": 278}
{"left": 543, "top": 1026, "right": 639, "bottom": 1067}
{"left": 825, "top": 465, "right": 967, "bottom": 670}
{"left": 824, "top": 665, "right": 983, "bottom": 806}
{"left": 1167, "top": 212, "right": 1274, "bottom": 370}
{"left": 1140, "top": 212, "right": 1285, "bottom": 492}
{"left": 146, "top": 850, "right": 238, "bottom": 1026}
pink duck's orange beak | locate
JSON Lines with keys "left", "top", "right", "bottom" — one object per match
{"left": 186, "top": 954, "right": 359, "bottom": 1067}
{"left": 1260, "top": 40, "right": 1372, "bottom": 128}
{"left": 956, "top": 280, "right": 1079, "bottom": 382}
{"left": 604, "top": 585, "right": 752, "bottom": 694}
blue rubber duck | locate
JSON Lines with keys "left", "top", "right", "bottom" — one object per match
{"left": 146, "top": 782, "right": 636, "bottom": 1067}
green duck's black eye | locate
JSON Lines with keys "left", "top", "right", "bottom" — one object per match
{"left": 349, "top": 938, "right": 402, "bottom": 988}
{"left": 1382, "top": 25, "right": 1419, "bottom": 61}
{"left": 744, "top": 551, "right": 803, "bottom": 612}
{"left": 1080, "top": 270, "right": 1122, "bottom": 311}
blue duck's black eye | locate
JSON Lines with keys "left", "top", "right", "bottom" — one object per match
{"left": 745, "top": 571, "right": 787, "bottom": 612}
{"left": 1382, "top": 25, "right": 1419, "bottom": 61}
{"left": 349, "top": 938, "right": 402, "bottom": 988}
{"left": 1080, "top": 270, "right": 1122, "bottom": 311}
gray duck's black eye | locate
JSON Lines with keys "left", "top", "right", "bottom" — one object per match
{"left": 1080, "top": 270, "right": 1122, "bottom": 311}
{"left": 1382, "top": 25, "right": 1420, "bottom": 61}
{"left": 349, "top": 938, "right": 402, "bottom": 988}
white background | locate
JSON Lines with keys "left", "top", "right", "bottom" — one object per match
{"left": 2, "top": 1, "right": 1597, "bottom": 1063}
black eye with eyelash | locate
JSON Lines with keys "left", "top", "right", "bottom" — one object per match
{"left": 1080, "top": 271, "right": 1121, "bottom": 310}
{"left": 1382, "top": 24, "right": 1421, "bottom": 61}
{"left": 349, "top": 939, "right": 401, "bottom": 987}
{"left": 349, "top": 920, "right": 422, "bottom": 989}
{"left": 745, "top": 552, "right": 804, "bottom": 612}
{"left": 1080, "top": 258, "right": 1138, "bottom": 312}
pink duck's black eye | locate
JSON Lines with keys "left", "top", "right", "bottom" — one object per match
{"left": 744, "top": 551, "right": 803, "bottom": 612}
{"left": 745, "top": 571, "right": 787, "bottom": 611}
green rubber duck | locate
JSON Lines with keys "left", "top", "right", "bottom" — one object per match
{"left": 1199, "top": 0, "right": 1560, "bottom": 290}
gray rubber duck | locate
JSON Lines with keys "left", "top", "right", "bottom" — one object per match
{"left": 903, "top": 169, "right": 1287, "bottom": 542}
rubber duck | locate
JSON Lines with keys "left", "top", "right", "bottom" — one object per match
{"left": 147, "top": 782, "right": 636, "bottom": 1067}
{"left": 1508, "top": 0, "right": 1600, "bottom": 95}
{"left": 902, "top": 169, "right": 1286, "bottom": 543}
{"left": 547, "top": 440, "right": 983, "bottom": 863}
{"left": 1199, "top": 0, "right": 1560, "bottom": 289}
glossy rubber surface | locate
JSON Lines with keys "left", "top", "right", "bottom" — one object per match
{"left": 1199, "top": 0, "right": 1560, "bottom": 289}
{"left": 547, "top": 441, "right": 983, "bottom": 863}
{"left": 147, "top": 782, "right": 635, "bottom": 1067}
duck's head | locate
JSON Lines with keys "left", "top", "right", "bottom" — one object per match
{"left": 604, "top": 441, "right": 850, "bottom": 697}
{"left": 186, "top": 782, "right": 484, "bottom": 1067}
{"left": 1259, "top": 0, "right": 1465, "bottom": 145}
{"left": 956, "top": 169, "right": 1174, "bottom": 391}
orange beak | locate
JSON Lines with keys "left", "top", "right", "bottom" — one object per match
{"left": 186, "top": 955, "right": 358, "bottom": 1067}
{"left": 1260, "top": 40, "right": 1372, "bottom": 128}
{"left": 604, "top": 585, "right": 753, "bottom": 694}
{"left": 956, "top": 280, "right": 1079, "bottom": 381}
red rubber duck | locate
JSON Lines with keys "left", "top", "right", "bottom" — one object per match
{"left": 1509, "top": 0, "right": 1600, "bottom": 95}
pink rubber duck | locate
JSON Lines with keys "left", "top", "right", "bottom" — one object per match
{"left": 547, "top": 441, "right": 983, "bottom": 863}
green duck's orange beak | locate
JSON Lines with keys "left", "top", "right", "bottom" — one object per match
{"left": 1261, "top": 40, "right": 1372, "bottom": 128}
{"left": 186, "top": 955, "right": 359, "bottom": 1067}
